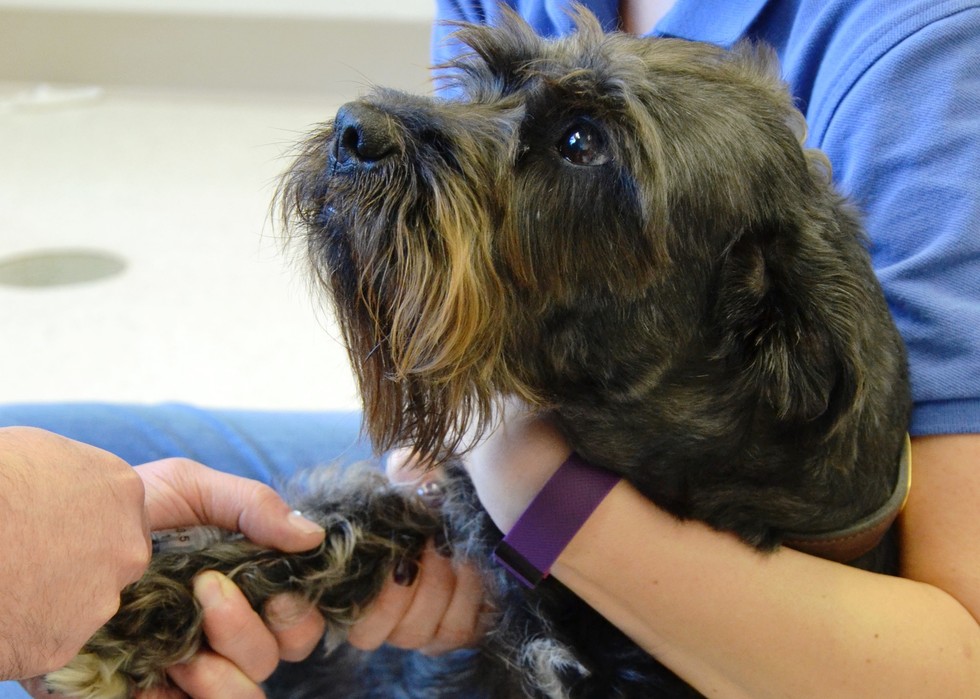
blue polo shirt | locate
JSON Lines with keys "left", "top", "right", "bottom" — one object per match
{"left": 434, "top": 0, "right": 980, "bottom": 436}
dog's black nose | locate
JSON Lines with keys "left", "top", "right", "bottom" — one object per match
{"left": 332, "top": 102, "right": 398, "bottom": 168}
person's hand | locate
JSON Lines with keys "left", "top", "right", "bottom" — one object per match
{"left": 132, "top": 576, "right": 324, "bottom": 699}
{"left": 132, "top": 457, "right": 328, "bottom": 699}
{"left": 345, "top": 401, "right": 570, "bottom": 657}
{"left": 0, "top": 427, "right": 151, "bottom": 681}
{"left": 14, "top": 452, "right": 328, "bottom": 699}
{"left": 345, "top": 453, "right": 490, "bottom": 656}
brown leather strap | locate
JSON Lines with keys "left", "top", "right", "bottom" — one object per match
{"left": 783, "top": 434, "right": 912, "bottom": 563}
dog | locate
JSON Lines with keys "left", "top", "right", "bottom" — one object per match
{"left": 47, "top": 7, "right": 911, "bottom": 698}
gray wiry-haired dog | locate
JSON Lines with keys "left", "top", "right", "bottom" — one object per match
{"left": 48, "top": 8, "right": 910, "bottom": 699}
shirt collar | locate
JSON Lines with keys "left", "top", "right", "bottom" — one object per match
{"left": 654, "top": 0, "right": 771, "bottom": 45}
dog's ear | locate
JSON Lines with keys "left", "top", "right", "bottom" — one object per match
{"left": 693, "top": 48, "right": 873, "bottom": 429}
{"left": 713, "top": 204, "right": 869, "bottom": 428}
{"left": 440, "top": 7, "right": 546, "bottom": 98}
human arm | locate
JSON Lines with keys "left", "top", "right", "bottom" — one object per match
{"left": 463, "top": 404, "right": 980, "bottom": 699}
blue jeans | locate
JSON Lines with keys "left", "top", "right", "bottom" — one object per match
{"left": 0, "top": 402, "right": 372, "bottom": 697}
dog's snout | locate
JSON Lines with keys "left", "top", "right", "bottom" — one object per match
{"left": 333, "top": 102, "right": 398, "bottom": 168}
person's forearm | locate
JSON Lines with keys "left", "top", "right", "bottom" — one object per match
{"left": 552, "top": 481, "right": 980, "bottom": 699}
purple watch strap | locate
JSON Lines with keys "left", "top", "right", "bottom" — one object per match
{"left": 492, "top": 452, "right": 621, "bottom": 588}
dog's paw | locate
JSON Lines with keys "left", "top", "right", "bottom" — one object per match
{"left": 45, "top": 653, "right": 131, "bottom": 699}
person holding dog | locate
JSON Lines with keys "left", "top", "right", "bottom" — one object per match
{"left": 350, "top": 0, "right": 980, "bottom": 697}
{"left": 1, "top": 0, "right": 978, "bottom": 697}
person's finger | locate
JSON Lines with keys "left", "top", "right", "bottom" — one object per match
{"left": 166, "top": 651, "right": 264, "bottom": 699}
{"left": 263, "top": 594, "right": 327, "bottom": 662}
{"left": 385, "top": 544, "right": 456, "bottom": 649}
{"left": 419, "top": 559, "right": 487, "bottom": 655}
{"left": 193, "top": 571, "right": 280, "bottom": 683}
{"left": 136, "top": 458, "right": 325, "bottom": 553}
{"left": 346, "top": 559, "right": 420, "bottom": 650}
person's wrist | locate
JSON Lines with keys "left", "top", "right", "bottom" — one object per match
{"left": 463, "top": 410, "right": 571, "bottom": 532}
{"left": 492, "top": 453, "right": 621, "bottom": 587}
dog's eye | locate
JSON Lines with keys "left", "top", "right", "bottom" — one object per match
{"left": 557, "top": 121, "right": 609, "bottom": 166}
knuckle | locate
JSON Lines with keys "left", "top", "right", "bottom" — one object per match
{"left": 237, "top": 482, "right": 290, "bottom": 533}
{"left": 94, "top": 593, "right": 123, "bottom": 628}
{"left": 119, "top": 545, "right": 151, "bottom": 587}
{"left": 251, "top": 482, "right": 287, "bottom": 511}
{"left": 120, "top": 463, "right": 145, "bottom": 488}
{"left": 132, "top": 539, "right": 153, "bottom": 572}
{"left": 150, "top": 457, "right": 205, "bottom": 489}
{"left": 46, "top": 644, "right": 83, "bottom": 673}
{"left": 112, "top": 465, "right": 146, "bottom": 502}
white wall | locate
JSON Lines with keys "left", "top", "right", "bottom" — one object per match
{"left": 0, "top": 1, "right": 433, "bottom": 21}
{"left": 0, "top": 0, "right": 436, "bottom": 95}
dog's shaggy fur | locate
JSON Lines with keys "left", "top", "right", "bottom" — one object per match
{"left": 48, "top": 8, "right": 910, "bottom": 699}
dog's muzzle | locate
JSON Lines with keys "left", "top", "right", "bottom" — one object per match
{"left": 330, "top": 102, "right": 398, "bottom": 172}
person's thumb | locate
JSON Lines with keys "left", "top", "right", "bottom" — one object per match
{"left": 137, "top": 458, "right": 325, "bottom": 553}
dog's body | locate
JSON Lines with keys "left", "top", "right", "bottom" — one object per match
{"left": 48, "top": 9, "right": 910, "bottom": 699}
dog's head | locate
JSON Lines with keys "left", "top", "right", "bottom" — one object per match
{"left": 279, "top": 8, "right": 895, "bottom": 464}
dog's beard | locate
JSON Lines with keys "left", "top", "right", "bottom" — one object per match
{"left": 279, "top": 120, "right": 528, "bottom": 462}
